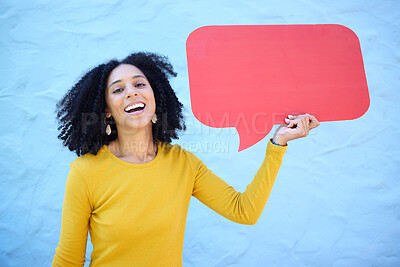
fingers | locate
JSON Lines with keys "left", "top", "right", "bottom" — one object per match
{"left": 284, "top": 118, "right": 296, "bottom": 128}
{"left": 296, "top": 116, "right": 310, "bottom": 137}
{"left": 305, "top": 113, "right": 320, "bottom": 129}
{"left": 278, "top": 113, "right": 320, "bottom": 143}
{"left": 285, "top": 113, "right": 320, "bottom": 132}
{"left": 283, "top": 115, "right": 309, "bottom": 138}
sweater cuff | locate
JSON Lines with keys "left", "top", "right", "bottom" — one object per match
{"left": 269, "top": 138, "right": 287, "bottom": 147}
{"left": 269, "top": 138, "right": 288, "bottom": 151}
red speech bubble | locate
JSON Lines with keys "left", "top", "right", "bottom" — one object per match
{"left": 186, "top": 25, "right": 369, "bottom": 151}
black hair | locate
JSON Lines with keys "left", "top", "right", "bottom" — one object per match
{"left": 56, "top": 52, "right": 185, "bottom": 156}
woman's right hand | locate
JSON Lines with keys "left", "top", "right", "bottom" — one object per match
{"left": 272, "top": 114, "right": 320, "bottom": 145}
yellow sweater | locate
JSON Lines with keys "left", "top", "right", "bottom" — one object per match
{"left": 53, "top": 140, "right": 287, "bottom": 266}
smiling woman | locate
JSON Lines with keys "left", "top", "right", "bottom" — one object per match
{"left": 55, "top": 52, "right": 185, "bottom": 157}
{"left": 53, "top": 51, "right": 319, "bottom": 266}
{"left": 105, "top": 65, "right": 157, "bottom": 142}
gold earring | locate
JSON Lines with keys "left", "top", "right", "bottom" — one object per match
{"left": 151, "top": 114, "right": 158, "bottom": 124}
{"left": 104, "top": 116, "right": 112, "bottom": 135}
{"left": 106, "top": 125, "right": 111, "bottom": 136}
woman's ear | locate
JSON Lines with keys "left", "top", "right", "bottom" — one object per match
{"left": 105, "top": 107, "right": 111, "bottom": 118}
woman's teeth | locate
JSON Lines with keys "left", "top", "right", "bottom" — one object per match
{"left": 125, "top": 103, "right": 145, "bottom": 113}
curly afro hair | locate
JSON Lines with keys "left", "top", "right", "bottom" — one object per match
{"left": 56, "top": 52, "right": 186, "bottom": 156}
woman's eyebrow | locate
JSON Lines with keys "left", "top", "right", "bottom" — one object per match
{"left": 108, "top": 80, "right": 122, "bottom": 90}
{"left": 132, "top": 75, "right": 146, "bottom": 80}
{"left": 108, "top": 75, "right": 146, "bottom": 91}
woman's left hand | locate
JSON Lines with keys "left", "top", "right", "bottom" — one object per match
{"left": 272, "top": 114, "right": 320, "bottom": 146}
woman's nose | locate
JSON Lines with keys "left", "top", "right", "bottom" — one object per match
{"left": 125, "top": 84, "right": 138, "bottom": 98}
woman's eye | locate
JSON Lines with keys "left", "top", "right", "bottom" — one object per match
{"left": 113, "top": 88, "right": 123, "bottom": 93}
{"left": 136, "top": 83, "right": 145, "bottom": 88}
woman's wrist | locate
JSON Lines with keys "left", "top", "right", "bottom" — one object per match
{"left": 271, "top": 136, "right": 287, "bottom": 146}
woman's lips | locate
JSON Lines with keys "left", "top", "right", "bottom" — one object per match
{"left": 125, "top": 107, "right": 145, "bottom": 115}
{"left": 124, "top": 101, "right": 146, "bottom": 115}
{"left": 124, "top": 101, "right": 146, "bottom": 112}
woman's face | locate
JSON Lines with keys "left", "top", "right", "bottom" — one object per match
{"left": 105, "top": 64, "right": 156, "bottom": 133}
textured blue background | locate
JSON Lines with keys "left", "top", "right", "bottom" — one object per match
{"left": 1, "top": 0, "right": 399, "bottom": 266}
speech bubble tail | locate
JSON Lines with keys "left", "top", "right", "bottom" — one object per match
{"left": 236, "top": 125, "right": 268, "bottom": 152}
{"left": 238, "top": 144, "right": 246, "bottom": 152}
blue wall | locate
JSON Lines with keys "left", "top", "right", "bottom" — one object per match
{"left": 1, "top": 0, "right": 399, "bottom": 266}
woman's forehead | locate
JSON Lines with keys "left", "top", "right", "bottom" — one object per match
{"left": 107, "top": 64, "right": 146, "bottom": 85}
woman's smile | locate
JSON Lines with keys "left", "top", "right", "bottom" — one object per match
{"left": 105, "top": 64, "right": 156, "bottom": 130}
{"left": 124, "top": 101, "right": 146, "bottom": 114}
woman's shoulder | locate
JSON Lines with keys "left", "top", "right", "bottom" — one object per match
{"left": 159, "top": 142, "right": 203, "bottom": 167}
{"left": 69, "top": 145, "right": 109, "bottom": 171}
{"left": 160, "top": 142, "right": 184, "bottom": 153}
{"left": 160, "top": 142, "right": 191, "bottom": 156}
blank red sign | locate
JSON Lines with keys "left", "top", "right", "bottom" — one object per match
{"left": 186, "top": 25, "right": 369, "bottom": 151}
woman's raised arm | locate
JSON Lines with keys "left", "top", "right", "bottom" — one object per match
{"left": 191, "top": 114, "right": 319, "bottom": 224}
{"left": 191, "top": 139, "right": 287, "bottom": 224}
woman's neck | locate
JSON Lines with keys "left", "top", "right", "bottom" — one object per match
{"left": 107, "top": 126, "right": 157, "bottom": 163}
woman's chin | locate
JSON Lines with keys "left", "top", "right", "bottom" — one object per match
{"left": 121, "top": 120, "right": 152, "bottom": 132}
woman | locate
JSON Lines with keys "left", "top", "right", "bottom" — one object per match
{"left": 53, "top": 52, "right": 319, "bottom": 266}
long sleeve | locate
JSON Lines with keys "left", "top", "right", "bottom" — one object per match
{"left": 51, "top": 141, "right": 285, "bottom": 266}
{"left": 191, "top": 140, "right": 287, "bottom": 225}
{"left": 53, "top": 163, "right": 93, "bottom": 267}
